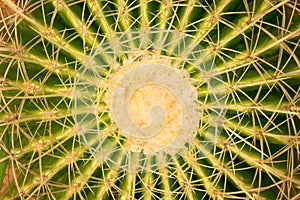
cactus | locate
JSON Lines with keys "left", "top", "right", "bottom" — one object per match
{"left": 0, "top": 0, "right": 300, "bottom": 199}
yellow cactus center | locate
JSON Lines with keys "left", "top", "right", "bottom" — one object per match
{"left": 104, "top": 51, "right": 198, "bottom": 155}
{"left": 126, "top": 83, "right": 182, "bottom": 154}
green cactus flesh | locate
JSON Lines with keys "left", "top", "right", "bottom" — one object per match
{"left": 0, "top": 0, "right": 300, "bottom": 199}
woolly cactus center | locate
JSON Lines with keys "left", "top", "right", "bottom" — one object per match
{"left": 126, "top": 83, "right": 181, "bottom": 153}
{"left": 107, "top": 54, "right": 199, "bottom": 155}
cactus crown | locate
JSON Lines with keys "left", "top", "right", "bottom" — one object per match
{"left": 0, "top": 0, "right": 300, "bottom": 199}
